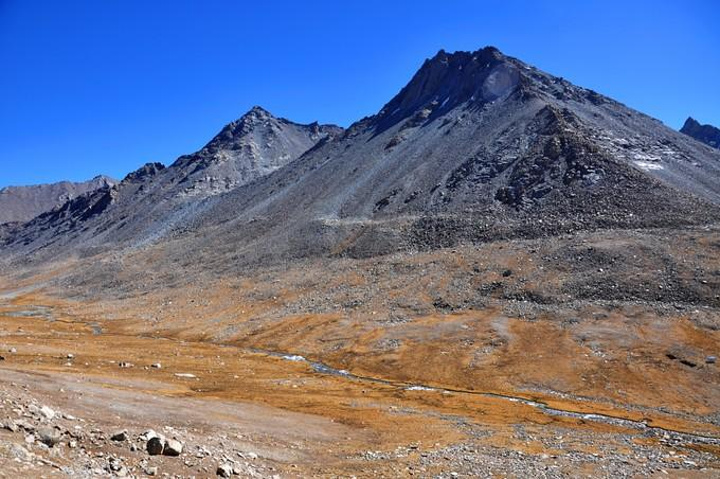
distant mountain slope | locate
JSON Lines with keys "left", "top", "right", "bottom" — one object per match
{"left": 0, "top": 176, "right": 116, "bottom": 224}
{"left": 681, "top": 117, "right": 720, "bottom": 149}
{"left": 3, "top": 47, "right": 720, "bottom": 267}
{"left": 1, "top": 108, "right": 342, "bottom": 254}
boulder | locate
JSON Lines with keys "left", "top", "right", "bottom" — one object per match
{"left": 163, "top": 438, "right": 183, "bottom": 456}
{"left": 36, "top": 427, "right": 62, "bottom": 447}
{"left": 217, "top": 463, "right": 234, "bottom": 477}
{"left": 146, "top": 436, "right": 165, "bottom": 456}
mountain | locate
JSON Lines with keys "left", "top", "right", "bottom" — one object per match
{"left": 3, "top": 47, "right": 720, "bottom": 267}
{"left": 680, "top": 117, "right": 720, "bottom": 149}
{"left": 0, "top": 176, "right": 116, "bottom": 225}
{"left": 157, "top": 47, "right": 720, "bottom": 264}
{"left": 0, "top": 108, "right": 342, "bottom": 255}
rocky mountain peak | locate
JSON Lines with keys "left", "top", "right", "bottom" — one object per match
{"left": 683, "top": 117, "right": 700, "bottom": 129}
{"left": 122, "top": 162, "right": 166, "bottom": 184}
{"left": 680, "top": 116, "right": 720, "bottom": 149}
{"left": 162, "top": 106, "right": 343, "bottom": 198}
{"left": 373, "top": 46, "right": 520, "bottom": 131}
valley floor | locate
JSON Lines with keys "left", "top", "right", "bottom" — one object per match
{"left": 0, "top": 227, "right": 719, "bottom": 477}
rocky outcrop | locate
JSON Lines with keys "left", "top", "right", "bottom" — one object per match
{"left": 680, "top": 117, "right": 720, "bottom": 149}
{"left": 0, "top": 175, "right": 116, "bottom": 224}
{"left": 169, "top": 106, "right": 343, "bottom": 198}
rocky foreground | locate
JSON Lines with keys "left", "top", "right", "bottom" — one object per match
{"left": 0, "top": 370, "right": 286, "bottom": 478}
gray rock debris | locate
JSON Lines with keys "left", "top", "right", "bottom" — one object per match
{"left": 36, "top": 426, "right": 62, "bottom": 447}
{"left": 217, "top": 463, "right": 234, "bottom": 477}
{"left": 110, "top": 429, "right": 128, "bottom": 441}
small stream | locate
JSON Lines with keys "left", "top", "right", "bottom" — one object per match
{"left": 257, "top": 349, "right": 720, "bottom": 446}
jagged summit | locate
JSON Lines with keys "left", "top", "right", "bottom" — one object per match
{"left": 122, "top": 162, "right": 166, "bottom": 183}
{"left": 188, "top": 106, "right": 341, "bottom": 161}
{"left": 374, "top": 46, "right": 517, "bottom": 132}
{"left": 680, "top": 116, "right": 720, "bottom": 149}
{"left": 169, "top": 106, "right": 343, "bottom": 197}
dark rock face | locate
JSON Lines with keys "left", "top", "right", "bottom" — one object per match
{"left": 373, "top": 47, "right": 518, "bottom": 132}
{"left": 122, "top": 163, "right": 166, "bottom": 183}
{"left": 0, "top": 176, "right": 116, "bottom": 224}
{"left": 3, "top": 47, "right": 720, "bottom": 267}
{"left": 680, "top": 117, "right": 720, "bottom": 149}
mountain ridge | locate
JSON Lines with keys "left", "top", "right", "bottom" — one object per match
{"left": 0, "top": 175, "right": 116, "bottom": 225}
{"left": 3, "top": 47, "right": 720, "bottom": 267}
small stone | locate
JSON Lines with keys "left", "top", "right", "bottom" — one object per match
{"left": 9, "top": 347, "right": 17, "bottom": 354}
{"left": 110, "top": 430, "right": 128, "bottom": 442}
{"left": 706, "top": 356, "right": 717, "bottom": 364}
{"left": 3, "top": 420, "right": 18, "bottom": 432}
{"left": 163, "top": 438, "right": 183, "bottom": 456}
{"left": 67, "top": 353, "right": 74, "bottom": 359}
{"left": 174, "top": 373, "right": 196, "bottom": 378}
{"left": 217, "top": 463, "right": 234, "bottom": 477}
{"left": 118, "top": 362, "right": 133, "bottom": 368}
{"left": 151, "top": 363, "right": 162, "bottom": 369}
{"left": 144, "top": 466, "right": 158, "bottom": 476}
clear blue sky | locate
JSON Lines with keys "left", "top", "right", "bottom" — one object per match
{"left": 1, "top": 0, "right": 718, "bottom": 188}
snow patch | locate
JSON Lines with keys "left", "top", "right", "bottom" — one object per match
{"left": 634, "top": 161, "right": 664, "bottom": 171}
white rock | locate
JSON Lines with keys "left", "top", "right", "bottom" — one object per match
{"left": 40, "top": 405, "right": 55, "bottom": 419}
{"left": 163, "top": 438, "right": 183, "bottom": 456}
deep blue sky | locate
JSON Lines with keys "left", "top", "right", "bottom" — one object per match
{"left": 1, "top": 0, "right": 718, "bottom": 188}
